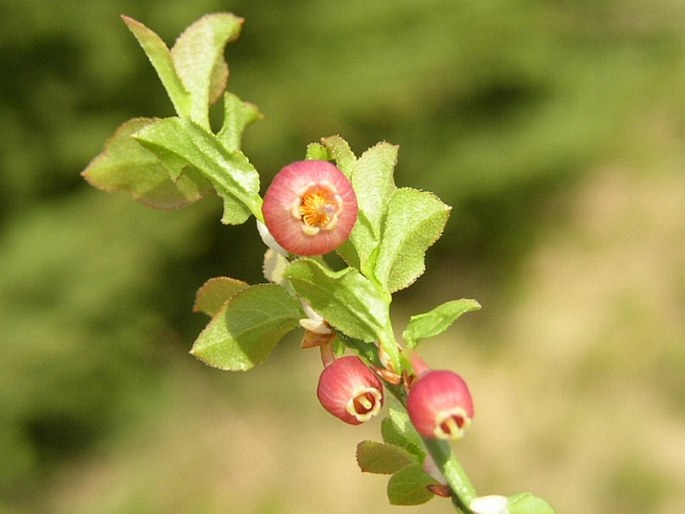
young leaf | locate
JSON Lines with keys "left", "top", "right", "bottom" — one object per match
{"left": 133, "top": 117, "right": 262, "bottom": 224}
{"left": 374, "top": 188, "right": 451, "bottom": 292}
{"left": 217, "top": 93, "right": 263, "bottom": 152}
{"left": 304, "top": 142, "right": 330, "bottom": 161}
{"left": 381, "top": 400, "right": 425, "bottom": 459}
{"left": 193, "top": 277, "right": 250, "bottom": 317}
{"left": 353, "top": 142, "right": 398, "bottom": 233}
{"left": 321, "top": 135, "right": 357, "bottom": 176}
{"left": 356, "top": 440, "right": 417, "bottom": 475}
{"left": 190, "top": 284, "right": 302, "bottom": 371}
{"left": 171, "top": 13, "right": 244, "bottom": 128}
{"left": 321, "top": 138, "right": 398, "bottom": 277}
{"left": 121, "top": 16, "right": 191, "bottom": 118}
{"left": 82, "top": 118, "right": 211, "bottom": 210}
{"left": 509, "top": 493, "right": 556, "bottom": 514}
{"left": 402, "top": 299, "right": 481, "bottom": 348}
{"left": 284, "top": 258, "right": 390, "bottom": 342}
{"left": 387, "top": 464, "right": 437, "bottom": 506}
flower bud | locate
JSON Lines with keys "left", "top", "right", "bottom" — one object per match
{"left": 262, "top": 160, "right": 358, "bottom": 256}
{"left": 317, "top": 355, "right": 384, "bottom": 425}
{"left": 469, "top": 495, "right": 509, "bottom": 514}
{"left": 406, "top": 370, "right": 473, "bottom": 440}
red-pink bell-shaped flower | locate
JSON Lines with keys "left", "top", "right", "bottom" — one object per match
{"left": 406, "top": 370, "right": 473, "bottom": 440}
{"left": 262, "top": 160, "right": 358, "bottom": 256}
{"left": 317, "top": 355, "right": 384, "bottom": 425}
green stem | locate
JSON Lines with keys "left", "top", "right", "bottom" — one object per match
{"left": 422, "top": 438, "right": 476, "bottom": 513}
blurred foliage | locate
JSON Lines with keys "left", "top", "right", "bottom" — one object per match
{"left": 1, "top": 0, "right": 684, "bottom": 513}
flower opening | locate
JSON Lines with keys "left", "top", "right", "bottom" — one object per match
{"left": 262, "top": 161, "right": 358, "bottom": 255}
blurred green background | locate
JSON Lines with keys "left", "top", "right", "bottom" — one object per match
{"left": 1, "top": 0, "right": 684, "bottom": 513}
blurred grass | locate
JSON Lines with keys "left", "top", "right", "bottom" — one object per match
{"left": 1, "top": 0, "right": 684, "bottom": 513}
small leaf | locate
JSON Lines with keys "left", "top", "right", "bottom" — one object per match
{"left": 321, "top": 138, "right": 399, "bottom": 277}
{"left": 509, "top": 493, "right": 556, "bottom": 514}
{"left": 217, "top": 93, "right": 263, "bottom": 152}
{"left": 321, "top": 135, "right": 357, "bottom": 176}
{"left": 122, "top": 16, "right": 191, "bottom": 118}
{"left": 284, "top": 258, "right": 390, "bottom": 342}
{"left": 305, "top": 142, "right": 330, "bottom": 161}
{"left": 82, "top": 118, "right": 211, "bottom": 209}
{"left": 356, "top": 440, "right": 417, "bottom": 475}
{"left": 193, "top": 277, "right": 250, "bottom": 317}
{"left": 353, "top": 142, "right": 398, "bottom": 233}
{"left": 381, "top": 400, "right": 425, "bottom": 459}
{"left": 190, "top": 284, "right": 302, "bottom": 371}
{"left": 171, "top": 13, "right": 244, "bottom": 128}
{"left": 375, "top": 188, "right": 451, "bottom": 292}
{"left": 133, "top": 117, "right": 262, "bottom": 224}
{"left": 387, "top": 464, "right": 437, "bottom": 506}
{"left": 402, "top": 299, "right": 481, "bottom": 348}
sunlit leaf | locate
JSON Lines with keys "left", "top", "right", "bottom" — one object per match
{"left": 402, "top": 299, "right": 481, "bottom": 347}
{"left": 387, "top": 464, "right": 437, "bottom": 506}
{"left": 509, "top": 493, "right": 556, "bottom": 514}
{"left": 381, "top": 400, "right": 424, "bottom": 459}
{"left": 121, "top": 16, "right": 191, "bottom": 118}
{"left": 319, "top": 138, "right": 400, "bottom": 277}
{"left": 217, "top": 93, "right": 263, "bottom": 152}
{"left": 375, "top": 187, "right": 451, "bottom": 292}
{"left": 82, "top": 118, "right": 211, "bottom": 210}
{"left": 356, "top": 440, "right": 417, "bottom": 475}
{"left": 284, "top": 258, "right": 390, "bottom": 342}
{"left": 321, "top": 135, "right": 356, "bottom": 176}
{"left": 193, "top": 276, "right": 250, "bottom": 317}
{"left": 190, "top": 284, "right": 301, "bottom": 371}
{"left": 133, "top": 117, "right": 262, "bottom": 224}
{"left": 171, "top": 13, "right": 244, "bottom": 128}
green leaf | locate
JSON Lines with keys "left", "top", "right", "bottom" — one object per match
{"left": 353, "top": 142, "right": 398, "bottom": 233}
{"left": 321, "top": 135, "right": 357, "bottom": 176}
{"left": 320, "top": 138, "right": 399, "bottom": 277}
{"left": 284, "top": 258, "right": 390, "bottom": 342}
{"left": 305, "top": 142, "right": 330, "bottom": 161}
{"left": 171, "top": 13, "right": 244, "bottom": 128}
{"left": 122, "top": 16, "right": 191, "bottom": 118}
{"left": 375, "top": 187, "right": 451, "bottom": 292}
{"left": 217, "top": 93, "right": 263, "bottom": 152}
{"left": 133, "top": 117, "right": 262, "bottom": 224}
{"left": 381, "top": 400, "right": 424, "bottom": 459}
{"left": 387, "top": 464, "right": 437, "bottom": 506}
{"left": 402, "top": 299, "right": 481, "bottom": 348}
{"left": 82, "top": 118, "right": 212, "bottom": 209}
{"left": 190, "top": 284, "right": 302, "bottom": 371}
{"left": 509, "top": 493, "right": 556, "bottom": 514}
{"left": 356, "top": 440, "right": 417, "bottom": 475}
{"left": 193, "top": 276, "right": 250, "bottom": 317}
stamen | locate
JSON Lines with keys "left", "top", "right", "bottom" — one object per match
{"left": 347, "top": 387, "right": 382, "bottom": 420}
{"left": 295, "top": 184, "right": 342, "bottom": 234}
{"left": 434, "top": 408, "right": 469, "bottom": 439}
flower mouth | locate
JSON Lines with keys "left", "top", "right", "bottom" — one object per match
{"left": 292, "top": 181, "right": 343, "bottom": 236}
{"left": 434, "top": 407, "right": 471, "bottom": 439}
{"left": 346, "top": 386, "right": 383, "bottom": 422}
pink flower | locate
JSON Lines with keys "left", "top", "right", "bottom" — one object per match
{"left": 262, "top": 160, "right": 358, "bottom": 256}
{"left": 317, "top": 355, "right": 384, "bottom": 425}
{"left": 406, "top": 370, "right": 473, "bottom": 440}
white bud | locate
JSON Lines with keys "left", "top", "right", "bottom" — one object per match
{"left": 256, "top": 220, "right": 289, "bottom": 256}
{"left": 262, "top": 248, "right": 289, "bottom": 284}
{"left": 469, "top": 495, "right": 509, "bottom": 514}
{"left": 298, "top": 302, "right": 332, "bottom": 335}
